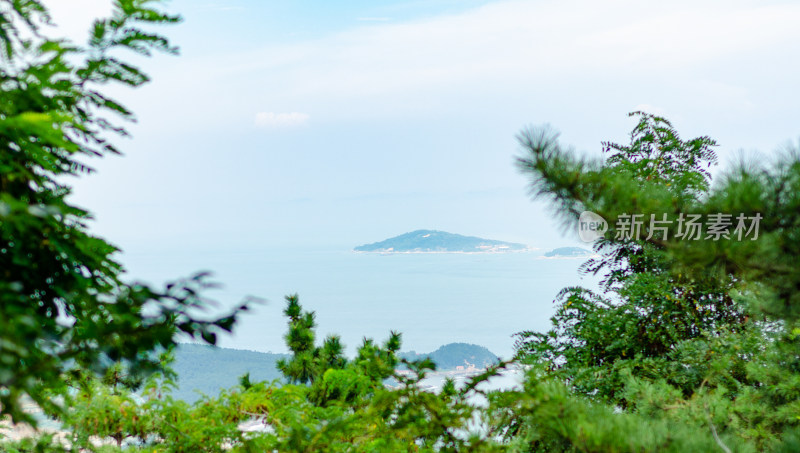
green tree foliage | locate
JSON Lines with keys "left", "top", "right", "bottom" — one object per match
{"left": 277, "top": 293, "right": 406, "bottom": 406}
{"left": 18, "top": 295, "right": 508, "bottom": 452}
{"left": 276, "top": 294, "right": 355, "bottom": 386}
{"left": 508, "top": 112, "right": 800, "bottom": 451}
{"left": 515, "top": 113, "right": 752, "bottom": 403}
{"left": 0, "top": 0, "right": 250, "bottom": 424}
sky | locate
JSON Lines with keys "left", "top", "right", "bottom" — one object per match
{"left": 43, "top": 0, "right": 800, "bottom": 253}
{"left": 34, "top": 0, "right": 800, "bottom": 353}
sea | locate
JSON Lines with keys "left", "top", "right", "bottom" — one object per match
{"left": 121, "top": 247, "right": 600, "bottom": 360}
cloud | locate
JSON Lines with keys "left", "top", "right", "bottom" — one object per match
{"left": 132, "top": 0, "right": 800, "bottom": 142}
{"left": 192, "top": 0, "right": 800, "bottom": 107}
{"left": 254, "top": 112, "right": 310, "bottom": 128}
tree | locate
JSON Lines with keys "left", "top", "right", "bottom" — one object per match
{"left": 503, "top": 112, "right": 800, "bottom": 451}
{"left": 0, "top": 0, "right": 249, "bottom": 424}
{"left": 276, "top": 294, "right": 353, "bottom": 386}
{"left": 276, "top": 293, "right": 402, "bottom": 405}
{"left": 514, "top": 113, "right": 752, "bottom": 403}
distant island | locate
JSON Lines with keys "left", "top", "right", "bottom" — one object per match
{"left": 354, "top": 230, "right": 531, "bottom": 253}
{"left": 544, "top": 246, "right": 592, "bottom": 257}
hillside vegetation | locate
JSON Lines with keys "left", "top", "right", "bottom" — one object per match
{"left": 171, "top": 345, "right": 287, "bottom": 402}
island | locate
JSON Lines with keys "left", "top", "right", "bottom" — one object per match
{"left": 354, "top": 229, "right": 531, "bottom": 253}
{"left": 544, "top": 246, "right": 592, "bottom": 257}
{"left": 398, "top": 343, "right": 499, "bottom": 370}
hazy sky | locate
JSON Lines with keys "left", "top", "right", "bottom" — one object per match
{"left": 45, "top": 0, "right": 800, "bottom": 254}
{"left": 33, "top": 0, "right": 800, "bottom": 353}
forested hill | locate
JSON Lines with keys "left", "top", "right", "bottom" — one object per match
{"left": 172, "top": 342, "right": 499, "bottom": 402}
{"left": 544, "top": 246, "right": 592, "bottom": 257}
{"left": 172, "top": 344, "right": 287, "bottom": 403}
{"left": 399, "top": 343, "right": 499, "bottom": 369}
{"left": 354, "top": 229, "right": 530, "bottom": 253}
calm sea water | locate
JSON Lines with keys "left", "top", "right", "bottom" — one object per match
{"left": 121, "top": 248, "right": 598, "bottom": 359}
